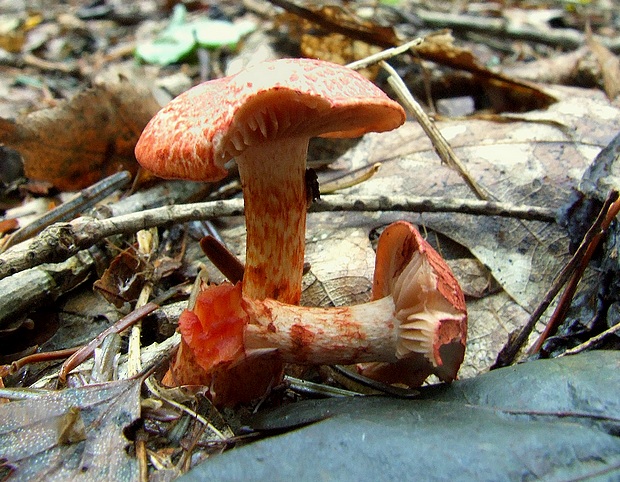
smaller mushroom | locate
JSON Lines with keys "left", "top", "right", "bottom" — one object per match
{"left": 178, "top": 221, "right": 467, "bottom": 404}
{"left": 357, "top": 220, "right": 468, "bottom": 387}
{"left": 135, "top": 58, "right": 405, "bottom": 305}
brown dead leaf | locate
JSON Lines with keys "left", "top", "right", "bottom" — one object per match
{"left": 301, "top": 32, "right": 380, "bottom": 77}
{"left": 93, "top": 247, "right": 146, "bottom": 308}
{"left": 275, "top": 2, "right": 396, "bottom": 77}
{"left": 273, "top": 4, "right": 555, "bottom": 111}
{"left": 0, "top": 76, "right": 160, "bottom": 191}
{"left": 0, "top": 218, "right": 18, "bottom": 235}
{"left": 417, "top": 32, "right": 557, "bottom": 112}
{"left": 274, "top": 2, "right": 399, "bottom": 48}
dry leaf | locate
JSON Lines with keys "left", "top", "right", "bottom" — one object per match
{"left": 0, "top": 77, "right": 160, "bottom": 191}
{"left": 0, "top": 378, "right": 141, "bottom": 480}
{"left": 417, "top": 32, "right": 557, "bottom": 112}
{"left": 93, "top": 247, "right": 146, "bottom": 309}
{"left": 586, "top": 32, "right": 620, "bottom": 101}
{"left": 275, "top": 3, "right": 398, "bottom": 78}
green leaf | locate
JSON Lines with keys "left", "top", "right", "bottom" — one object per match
{"left": 135, "top": 4, "right": 255, "bottom": 65}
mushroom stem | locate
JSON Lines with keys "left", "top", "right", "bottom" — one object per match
{"left": 179, "top": 282, "right": 400, "bottom": 372}
{"left": 243, "top": 293, "right": 400, "bottom": 365}
{"left": 236, "top": 137, "right": 309, "bottom": 304}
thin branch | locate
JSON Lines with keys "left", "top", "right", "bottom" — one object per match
{"left": 58, "top": 302, "right": 160, "bottom": 385}
{"left": 345, "top": 37, "right": 423, "bottom": 71}
{"left": 380, "top": 60, "right": 491, "bottom": 200}
{"left": 0, "top": 194, "right": 556, "bottom": 281}
{"left": 528, "top": 191, "right": 620, "bottom": 354}
{"left": 558, "top": 320, "right": 620, "bottom": 357}
{"left": 319, "top": 163, "right": 382, "bottom": 193}
{"left": 0, "top": 171, "right": 131, "bottom": 253}
{"left": 415, "top": 9, "right": 620, "bottom": 53}
{"left": 492, "top": 190, "right": 620, "bottom": 369}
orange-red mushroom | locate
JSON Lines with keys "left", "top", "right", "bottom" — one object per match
{"left": 135, "top": 58, "right": 405, "bottom": 304}
{"left": 178, "top": 221, "right": 467, "bottom": 403}
{"left": 357, "top": 220, "right": 468, "bottom": 387}
{"left": 135, "top": 58, "right": 405, "bottom": 402}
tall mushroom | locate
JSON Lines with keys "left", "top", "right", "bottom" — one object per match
{"left": 179, "top": 221, "right": 467, "bottom": 404}
{"left": 135, "top": 58, "right": 405, "bottom": 304}
{"left": 135, "top": 58, "right": 405, "bottom": 400}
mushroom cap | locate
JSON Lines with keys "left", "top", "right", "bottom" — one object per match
{"left": 365, "top": 221, "right": 467, "bottom": 385}
{"left": 135, "top": 58, "right": 406, "bottom": 181}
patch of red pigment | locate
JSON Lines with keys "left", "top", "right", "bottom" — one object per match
{"left": 290, "top": 323, "right": 315, "bottom": 362}
{"left": 178, "top": 282, "right": 248, "bottom": 372}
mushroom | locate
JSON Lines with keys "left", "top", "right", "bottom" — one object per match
{"left": 135, "top": 58, "right": 405, "bottom": 400}
{"left": 178, "top": 221, "right": 467, "bottom": 404}
{"left": 135, "top": 58, "right": 405, "bottom": 304}
{"left": 356, "top": 220, "right": 467, "bottom": 386}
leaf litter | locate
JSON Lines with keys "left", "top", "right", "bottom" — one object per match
{"left": 0, "top": 0, "right": 619, "bottom": 480}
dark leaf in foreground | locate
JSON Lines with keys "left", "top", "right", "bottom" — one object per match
{"left": 181, "top": 351, "right": 620, "bottom": 482}
{"left": 0, "top": 378, "right": 141, "bottom": 481}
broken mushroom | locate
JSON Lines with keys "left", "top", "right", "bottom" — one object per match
{"left": 357, "top": 220, "right": 468, "bottom": 387}
{"left": 179, "top": 221, "right": 467, "bottom": 404}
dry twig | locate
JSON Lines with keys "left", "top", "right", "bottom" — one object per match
{"left": 492, "top": 190, "right": 620, "bottom": 368}
{"left": 0, "top": 194, "right": 555, "bottom": 281}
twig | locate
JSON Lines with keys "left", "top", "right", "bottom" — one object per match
{"left": 22, "top": 52, "right": 81, "bottom": 74}
{"left": 283, "top": 375, "right": 363, "bottom": 397}
{"left": 58, "top": 302, "right": 160, "bottom": 385}
{"left": 492, "top": 190, "right": 620, "bottom": 368}
{"left": 0, "top": 194, "right": 556, "bottom": 281}
{"left": 144, "top": 376, "right": 230, "bottom": 441}
{"left": 0, "top": 171, "right": 131, "bottom": 253}
{"left": 558, "top": 320, "right": 620, "bottom": 357}
{"left": 200, "top": 235, "right": 245, "bottom": 284}
{"left": 319, "top": 163, "right": 382, "bottom": 194}
{"left": 415, "top": 9, "right": 620, "bottom": 53}
{"left": 0, "top": 347, "right": 80, "bottom": 378}
{"left": 528, "top": 191, "right": 620, "bottom": 355}
{"left": 331, "top": 365, "right": 420, "bottom": 398}
{"left": 127, "top": 228, "right": 159, "bottom": 378}
{"left": 57, "top": 285, "right": 185, "bottom": 384}
{"left": 345, "top": 37, "right": 423, "bottom": 71}
{"left": 380, "top": 60, "right": 491, "bottom": 200}
{"left": 0, "top": 249, "right": 94, "bottom": 327}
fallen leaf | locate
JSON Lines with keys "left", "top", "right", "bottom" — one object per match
{"left": 416, "top": 31, "right": 557, "bottom": 112}
{"left": 0, "top": 378, "right": 141, "bottom": 480}
{"left": 274, "top": 3, "right": 396, "bottom": 78}
{"left": 93, "top": 247, "right": 146, "bottom": 309}
{"left": 0, "top": 76, "right": 160, "bottom": 191}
